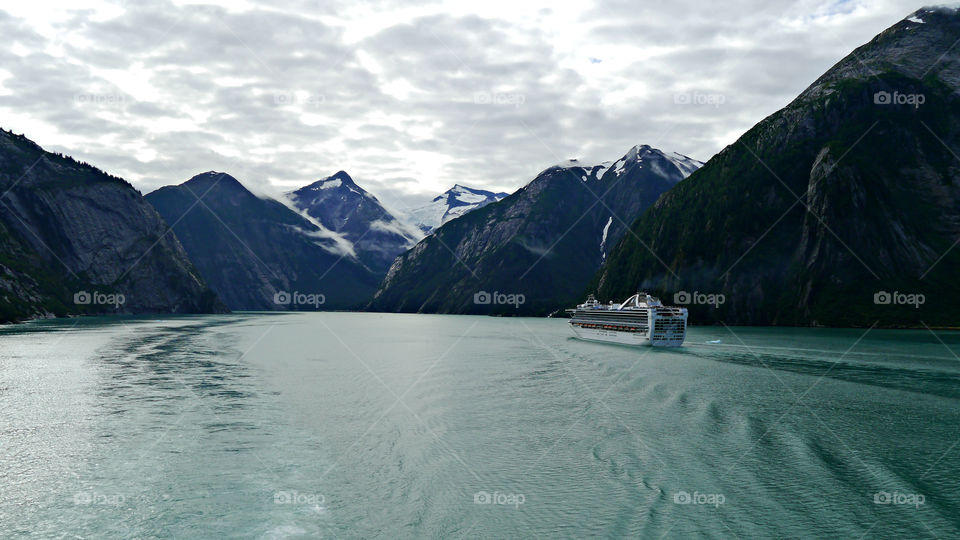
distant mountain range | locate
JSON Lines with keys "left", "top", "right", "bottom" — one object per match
{"left": 142, "top": 171, "right": 504, "bottom": 311}
{"left": 4, "top": 7, "right": 958, "bottom": 328}
{"left": 146, "top": 172, "right": 380, "bottom": 311}
{"left": 407, "top": 185, "right": 509, "bottom": 235}
{"left": 0, "top": 129, "right": 223, "bottom": 323}
{"left": 368, "top": 145, "right": 702, "bottom": 315}
{"left": 593, "top": 7, "right": 960, "bottom": 327}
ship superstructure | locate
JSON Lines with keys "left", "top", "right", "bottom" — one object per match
{"left": 567, "top": 293, "right": 687, "bottom": 347}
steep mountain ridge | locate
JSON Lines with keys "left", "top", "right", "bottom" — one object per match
{"left": 0, "top": 129, "right": 224, "bottom": 322}
{"left": 147, "top": 172, "right": 380, "bottom": 310}
{"left": 593, "top": 7, "right": 960, "bottom": 327}
{"left": 289, "top": 171, "right": 419, "bottom": 273}
{"left": 368, "top": 145, "right": 701, "bottom": 315}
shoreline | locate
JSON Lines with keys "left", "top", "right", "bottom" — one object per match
{"left": 3, "top": 309, "right": 959, "bottom": 332}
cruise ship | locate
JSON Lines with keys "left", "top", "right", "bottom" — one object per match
{"left": 566, "top": 293, "right": 687, "bottom": 347}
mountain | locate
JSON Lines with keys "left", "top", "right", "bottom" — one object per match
{"left": 367, "top": 145, "right": 702, "bottom": 315}
{"left": 593, "top": 7, "right": 960, "bottom": 327}
{"left": 407, "top": 185, "right": 510, "bottom": 235}
{"left": 289, "top": 171, "right": 419, "bottom": 274}
{"left": 0, "top": 129, "right": 224, "bottom": 323}
{"left": 146, "top": 172, "right": 380, "bottom": 310}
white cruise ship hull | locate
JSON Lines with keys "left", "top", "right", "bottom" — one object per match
{"left": 569, "top": 325, "right": 653, "bottom": 346}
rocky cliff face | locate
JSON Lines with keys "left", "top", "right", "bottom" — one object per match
{"left": 0, "top": 129, "right": 224, "bottom": 323}
{"left": 368, "top": 145, "right": 700, "bottom": 315}
{"left": 594, "top": 7, "right": 960, "bottom": 327}
{"left": 147, "top": 172, "right": 381, "bottom": 310}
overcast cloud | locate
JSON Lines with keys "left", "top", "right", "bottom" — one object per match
{"left": 0, "top": 0, "right": 924, "bottom": 210}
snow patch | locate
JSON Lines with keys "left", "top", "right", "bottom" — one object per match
{"left": 551, "top": 159, "right": 614, "bottom": 182}
{"left": 592, "top": 162, "right": 611, "bottom": 180}
{"left": 612, "top": 158, "right": 627, "bottom": 176}
{"left": 555, "top": 158, "right": 584, "bottom": 168}
{"left": 312, "top": 178, "right": 342, "bottom": 190}
{"left": 407, "top": 199, "right": 448, "bottom": 234}
{"left": 600, "top": 216, "right": 613, "bottom": 258}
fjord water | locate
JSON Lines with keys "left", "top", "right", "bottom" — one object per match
{"left": 2, "top": 314, "right": 959, "bottom": 538}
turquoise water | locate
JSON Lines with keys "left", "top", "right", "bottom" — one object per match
{"left": 1, "top": 313, "right": 959, "bottom": 538}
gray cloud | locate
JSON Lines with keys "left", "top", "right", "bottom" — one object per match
{"left": 0, "top": 0, "right": 923, "bottom": 210}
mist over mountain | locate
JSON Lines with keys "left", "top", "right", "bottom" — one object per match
{"left": 289, "top": 171, "right": 420, "bottom": 274}
{"left": 146, "top": 172, "right": 380, "bottom": 311}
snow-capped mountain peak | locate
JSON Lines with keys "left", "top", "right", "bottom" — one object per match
{"left": 544, "top": 145, "right": 702, "bottom": 184}
{"left": 607, "top": 145, "right": 704, "bottom": 181}
{"left": 289, "top": 171, "right": 420, "bottom": 273}
{"left": 555, "top": 158, "right": 586, "bottom": 168}
{"left": 408, "top": 184, "right": 510, "bottom": 235}
{"left": 303, "top": 170, "right": 367, "bottom": 196}
{"left": 548, "top": 159, "right": 614, "bottom": 182}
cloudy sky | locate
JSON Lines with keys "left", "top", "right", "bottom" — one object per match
{"left": 0, "top": 0, "right": 923, "bottom": 211}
